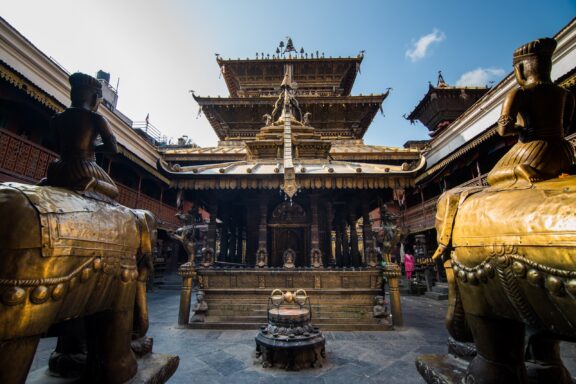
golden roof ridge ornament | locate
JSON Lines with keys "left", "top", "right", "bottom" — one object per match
{"left": 277, "top": 64, "right": 299, "bottom": 200}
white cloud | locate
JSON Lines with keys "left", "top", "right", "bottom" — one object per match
{"left": 456, "top": 67, "right": 506, "bottom": 86}
{"left": 405, "top": 29, "right": 446, "bottom": 62}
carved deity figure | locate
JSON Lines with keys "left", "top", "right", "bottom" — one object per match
{"left": 365, "top": 247, "right": 378, "bottom": 268}
{"left": 283, "top": 248, "right": 296, "bottom": 269}
{"left": 43, "top": 72, "right": 120, "bottom": 200}
{"left": 487, "top": 38, "right": 575, "bottom": 188}
{"left": 191, "top": 291, "right": 208, "bottom": 322}
{"left": 373, "top": 295, "right": 391, "bottom": 326}
{"left": 256, "top": 248, "right": 268, "bottom": 268}
{"left": 262, "top": 113, "right": 272, "bottom": 126}
{"left": 372, "top": 295, "right": 388, "bottom": 318}
{"left": 201, "top": 247, "right": 214, "bottom": 267}
{"left": 303, "top": 112, "right": 312, "bottom": 126}
{"left": 311, "top": 248, "right": 322, "bottom": 268}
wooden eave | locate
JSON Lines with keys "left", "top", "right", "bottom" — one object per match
{"left": 407, "top": 86, "right": 488, "bottom": 131}
{"left": 195, "top": 94, "right": 386, "bottom": 140}
{"left": 158, "top": 156, "right": 424, "bottom": 191}
{"left": 216, "top": 57, "right": 363, "bottom": 97}
{"left": 0, "top": 60, "right": 65, "bottom": 113}
{"left": 161, "top": 141, "right": 420, "bottom": 164}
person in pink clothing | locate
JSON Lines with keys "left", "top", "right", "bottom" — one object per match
{"left": 404, "top": 247, "right": 415, "bottom": 281}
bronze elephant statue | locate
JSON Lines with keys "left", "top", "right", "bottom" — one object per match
{"left": 435, "top": 175, "right": 576, "bottom": 383}
{"left": 0, "top": 182, "right": 156, "bottom": 384}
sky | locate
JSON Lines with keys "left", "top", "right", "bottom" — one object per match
{"left": 2, "top": 1, "right": 575, "bottom": 148}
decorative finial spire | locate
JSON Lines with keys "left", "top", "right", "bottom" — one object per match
{"left": 437, "top": 70, "right": 447, "bottom": 88}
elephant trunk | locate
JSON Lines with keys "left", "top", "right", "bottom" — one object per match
{"left": 444, "top": 259, "right": 473, "bottom": 342}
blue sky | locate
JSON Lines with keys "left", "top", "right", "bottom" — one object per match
{"left": 2, "top": 0, "right": 575, "bottom": 147}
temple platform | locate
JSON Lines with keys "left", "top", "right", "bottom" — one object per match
{"left": 187, "top": 267, "right": 391, "bottom": 331}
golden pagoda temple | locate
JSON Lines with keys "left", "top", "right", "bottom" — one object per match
{"left": 159, "top": 41, "right": 425, "bottom": 330}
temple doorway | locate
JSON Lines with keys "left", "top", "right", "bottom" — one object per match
{"left": 268, "top": 201, "right": 309, "bottom": 267}
{"left": 270, "top": 226, "right": 309, "bottom": 267}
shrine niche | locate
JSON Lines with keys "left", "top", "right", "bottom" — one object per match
{"left": 269, "top": 201, "right": 309, "bottom": 267}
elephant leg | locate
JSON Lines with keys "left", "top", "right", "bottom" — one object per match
{"left": 84, "top": 310, "right": 137, "bottom": 384}
{"left": 0, "top": 335, "right": 40, "bottom": 384}
{"left": 465, "top": 314, "right": 528, "bottom": 384}
{"left": 131, "top": 255, "right": 153, "bottom": 357}
{"left": 131, "top": 281, "right": 153, "bottom": 356}
{"left": 48, "top": 318, "right": 87, "bottom": 377}
{"left": 525, "top": 334, "right": 572, "bottom": 384}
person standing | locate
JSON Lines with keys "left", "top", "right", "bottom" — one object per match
{"left": 404, "top": 246, "right": 415, "bottom": 281}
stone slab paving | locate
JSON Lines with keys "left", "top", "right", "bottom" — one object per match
{"left": 30, "top": 289, "right": 576, "bottom": 383}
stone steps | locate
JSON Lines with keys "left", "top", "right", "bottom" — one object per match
{"left": 185, "top": 321, "right": 392, "bottom": 331}
{"left": 186, "top": 274, "right": 388, "bottom": 330}
{"left": 424, "top": 283, "right": 449, "bottom": 300}
{"left": 202, "top": 315, "right": 380, "bottom": 324}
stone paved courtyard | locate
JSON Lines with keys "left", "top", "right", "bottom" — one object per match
{"left": 30, "top": 287, "right": 576, "bottom": 383}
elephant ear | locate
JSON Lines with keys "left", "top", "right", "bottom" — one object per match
{"left": 135, "top": 210, "right": 157, "bottom": 255}
{"left": 433, "top": 186, "right": 485, "bottom": 261}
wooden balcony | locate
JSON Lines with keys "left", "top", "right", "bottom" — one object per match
{"left": 0, "top": 128, "right": 179, "bottom": 229}
{"left": 116, "top": 183, "right": 179, "bottom": 228}
{"left": 0, "top": 128, "right": 57, "bottom": 183}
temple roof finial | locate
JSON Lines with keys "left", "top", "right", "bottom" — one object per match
{"left": 437, "top": 70, "right": 448, "bottom": 88}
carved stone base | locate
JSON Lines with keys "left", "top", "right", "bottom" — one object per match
{"left": 415, "top": 354, "right": 468, "bottom": 384}
{"left": 27, "top": 353, "right": 179, "bottom": 384}
{"left": 255, "top": 334, "right": 325, "bottom": 371}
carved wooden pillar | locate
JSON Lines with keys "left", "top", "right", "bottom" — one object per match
{"left": 228, "top": 216, "right": 237, "bottom": 263}
{"left": 219, "top": 207, "right": 229, "bottom": 262}
{"left": 362, "top": 199, "right": 373, "bottom": 263}
{"left": 325, "top": 200, "right": 335, "bottom": 266}
{"left": 348, "top": 205, "right": 360, "bottom": 266}
{"left": 245, "top": 198, "right": 259, "bottom": 266}
{"left": 341, "top": 217, "right": 350, "bottom": 266}
{"left": 207, "top": 198, "right": 218, "bottom": 253}
{"left": 335, "top": 222, "right": 342, "bottom": 267}
{"left": 309, "top": 194, "right": 321, "bottom": 267}
{"left": 257, "top": 195, "right": 269, "bottom": 266}
{"left": 234, "top": 212, "right": 244, "bottom": 264}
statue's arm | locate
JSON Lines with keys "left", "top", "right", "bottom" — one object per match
{"left": 497, "top": 88, "right": 523, "bottom": 137}
{"left": 94, "top": 114, "right": 119, "bottom": 154}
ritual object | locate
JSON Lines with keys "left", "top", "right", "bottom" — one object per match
{"left": 255, "top": 289, "right": 325, "bottom": 370}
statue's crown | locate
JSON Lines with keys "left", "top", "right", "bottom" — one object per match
{"left": 69, "top": 72, "right": 102, "bottom": 91}
{"left": 513, "top": 38, "right": 557, "bottom": 64}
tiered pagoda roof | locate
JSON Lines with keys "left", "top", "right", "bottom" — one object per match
{"left": 407, "top": 72, "right": 489, "bottom": 137}
{"left": 194, "top": 94, "right": 387, "bottom": 140}
{"left": 160, "top": 42, "right": 425, "bottom": 191}
{"left": 194, "top": 51, "right": 387, "bottom": 141}
{"left": 217, "top": 56, "right": 363, "bottom": 97}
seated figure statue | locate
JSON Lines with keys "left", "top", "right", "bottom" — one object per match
{"left": 487, "top": 38, "right": 575, "bottom": 188}
{"left": 191, "top": 291, "right": 208, "bottom": 322}
{"left": 42, "top": 72, "right": 119, "bottom": 200}
{"left": 283, "top": 248, "right": 296, "bottom": 269}
{"left": 373, "top": 295, "right": 391, "bottom": 325}
{"left": 256, "top": 248, "right": 267, "bottom": 268}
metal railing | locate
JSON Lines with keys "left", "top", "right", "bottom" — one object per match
{"left": 132, "top": 121, "right": 168, "bottom": 146}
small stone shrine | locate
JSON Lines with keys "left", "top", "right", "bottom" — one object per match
{"left": 255, "top": 289, "right": 325, "bottom": 370}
